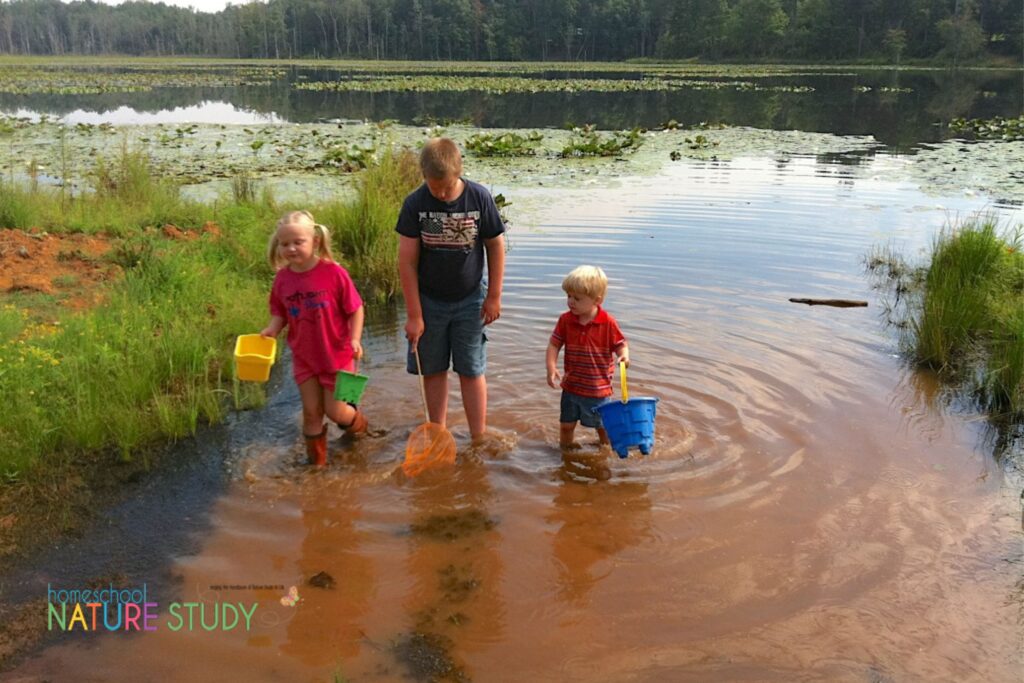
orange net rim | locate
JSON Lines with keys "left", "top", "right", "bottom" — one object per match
{"left": 402, "top": 423, "right": 457, "bottom": 477}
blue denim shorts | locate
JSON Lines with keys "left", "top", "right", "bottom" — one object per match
{"left": 408, "top": 285, "right": 487, "bottom": 377}
{"left": 560, "top": 390, "right": 606, "bottom": 428}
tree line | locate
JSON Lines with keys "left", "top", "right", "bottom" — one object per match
{"left": 0, "top": 0, "right": 1019, "bottom": 63}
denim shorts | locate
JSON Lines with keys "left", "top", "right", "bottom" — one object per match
{"left": 560, "top": 390, "right": 606, "bottom": 428}
{"left": 408, "top": 285, "right": 487, "bottom": 377}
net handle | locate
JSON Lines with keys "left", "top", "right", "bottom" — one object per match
{"left": 414, "top": 347, "right": 429, "bottom": 422}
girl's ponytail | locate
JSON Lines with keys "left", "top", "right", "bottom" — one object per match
{"left": 312, "top": 222, "right": 336, "bottom": 262}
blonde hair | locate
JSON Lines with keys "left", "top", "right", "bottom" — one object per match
{"left": 267, "top": 210, "right": 335, "bottom": 269}
{"left": 420, "top": 137, "right": 463, "bottom": 179}
{"left": 562, "top": 265, "right": 608, "bottom": 301}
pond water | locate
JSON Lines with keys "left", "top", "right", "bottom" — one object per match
{"left": 1, "top": 65, "right": 1022, "bottom": 147}
{"left": 8, "top": 148, "right": 1023, "bottom": 679}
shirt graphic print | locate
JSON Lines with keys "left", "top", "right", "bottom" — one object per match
{"left": 419, "top": 211, "right": 480, "bottom": 252}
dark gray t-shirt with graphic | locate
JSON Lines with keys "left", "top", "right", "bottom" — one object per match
{"left": 395, "top": 178, "right": 505, "bottom": 302}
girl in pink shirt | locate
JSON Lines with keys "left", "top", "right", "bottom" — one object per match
{"left": 260, "top": 211, "right": 368, "bottom": 467}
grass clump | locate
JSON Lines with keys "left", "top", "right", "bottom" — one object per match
{"left": 869, "top": 216, "right": 1024, "bottom": 421}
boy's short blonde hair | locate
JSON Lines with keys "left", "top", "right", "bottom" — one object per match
{"left": 267, "top": 210, "right": 335, "bottom": 269}
{"left": 562, "top": 265, "right": 608, "bottom": 301}
{"left": 420, "top": 137, "right": 463, "bottom": 179}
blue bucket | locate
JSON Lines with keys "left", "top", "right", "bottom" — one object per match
{"left": 594, "top": 397, "right": 659, "bottom": 459}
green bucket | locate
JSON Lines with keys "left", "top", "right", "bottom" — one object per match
{"left": 334, "top": 367, "right": 369, "bottom": 404}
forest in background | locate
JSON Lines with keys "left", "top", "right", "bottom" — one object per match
{"left": 0, "top": 0, "right": 1020, "bottom": 63}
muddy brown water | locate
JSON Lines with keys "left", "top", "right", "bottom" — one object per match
{"left": 7, "top": 159, "right": 1022, "bottom": 681}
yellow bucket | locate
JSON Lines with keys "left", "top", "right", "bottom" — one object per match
{"left": 234, "top": 334, "right": 277, "bottom": 382}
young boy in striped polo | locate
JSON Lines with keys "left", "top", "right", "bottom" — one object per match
{"left": 546, "top": 265, "right": 630, "bottom": 450}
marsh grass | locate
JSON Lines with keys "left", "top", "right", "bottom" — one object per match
{"left": 0, "top": 236, "right": 267, "bottom": 472}
{"left": 0, "top": 143, "right": 205, "bottom": 235}
{"left": 0, "top": 142, "right": 427, "bottom": 478}
{"left": 869, "top": 217, "right": 1024, "bottom": 421}
{"left": 322, "top": 146, "right": 421, "bottom": 300}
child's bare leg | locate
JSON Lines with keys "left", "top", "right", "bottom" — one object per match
{"left": 323, "top": 389, "right": 357, "bottom": 424}
{"left": 423, "top": 372, "right": 449, "bottom": 425}
{"left": 298, "top": 378, "right": 328, "bottom": 466}
{"left": 597, "top": 427, "right": 610, "bottom": 445}
{"left": 459, "top": 373, "right": 487, "bottom": 440}
{"left": 297, "top": 378, "right": 326, "bottom": 435}
{"left": 320, "top": 380, "right": 368, "bottom": 435}
{"left": 560, "top": 422, "right": 580, "bottom": 449}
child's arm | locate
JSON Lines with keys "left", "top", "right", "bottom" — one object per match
{"left": 348, "top": 304, "right": 365, "bottom": 359}
{"left": 398, "top": 235, "right": 424, "bottom": 345}
{"left": 546, "top": 341, "right": 562, "bottom": 388}
{"left": 260, "top": 315, "right": 285, "bottom": 338}
{"left": 616, "top": 342, "right": 630, "bottom": 367}
{"left": 482, "top": 234, "right": 505, "bottom": 325}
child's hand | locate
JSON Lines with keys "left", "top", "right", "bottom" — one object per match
{"left": 351, "top": 339, "right": 363, "bottom": 359}
{"left": 547, "top": 367, "right": 561, "bottom": 388}
{"left": 481, "top": 294, "right": 501, "bottom": 326}
{"left": 619, "top": 350, "right": 630, "bottom": 367}
{"left": 259, "top": 327, "right": 276, "bottom": 338}
{"left": 405, "top": 316, "right": 425, "bottom": 346}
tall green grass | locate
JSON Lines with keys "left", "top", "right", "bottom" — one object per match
{"left": 0, "top": 142, "right": 422, "bottom": 475}
{"left": 0, "top": 144, "right": 205, "bottom": 236}
{"left": 321, "top": 146, "right": 421, "bottom": 300}
{"left": 912, "top": 218, "right": 1024, "bottom": 418}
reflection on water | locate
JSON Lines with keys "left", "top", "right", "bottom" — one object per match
{"left": 6, "top": 157, "right": 1022, "bottom": 681}
{"left": 282, "top": 484, "right": 375, "bottom": 665}
{"left": 548, "top": 471, "right": 652, "bottom": 605}
{"left": 0, "top": 67, "right": 1021, "bottom": 147}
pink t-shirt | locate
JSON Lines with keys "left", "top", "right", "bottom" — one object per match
{"left": 269, "top": 259, "right": 363, "bottom": 385}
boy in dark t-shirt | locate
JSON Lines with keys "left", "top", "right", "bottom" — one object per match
{"left": 396, "top": 138, "right": 506, "bottom": 442}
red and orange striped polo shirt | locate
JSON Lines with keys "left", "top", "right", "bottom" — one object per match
{"left": 550, "top": 307, "right": 626, "bottom": 398}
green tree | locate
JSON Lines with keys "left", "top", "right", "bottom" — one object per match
{"left": 725, "top": 0, "right": 788, "bottom": 56}
{"left": 937, "top": 1, "right": 986, "bottom": 65}
{"left": 883, "top": 26, "right": 907, "bottom": 64}
{"left": 656, "top": 0, "right": 727, "bottom": 58}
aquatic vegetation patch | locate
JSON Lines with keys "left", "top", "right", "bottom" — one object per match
{"left": 465, "top": 131, "right": 544, "bottom": 157}
{"left": 683, "top": 134, "right": 719, "bottom": 150}
{"left": 438, "top": 564, "right": 481, "bottom": 603}
{"left": 561, "top": 125, "right": 644, "bottom": 157}
{"left": 391, "top": 631, "right": 468, "bottom": 682}
{"left": 282, "top": 58, "right": 863, "bottom": 79}
{"left": 663, "top": 78, "right": 815, "bottom": 93}
{"left": 949, "top": 115, "right": 1024, "bottom": 141}
{"left": 0, "top": 64, "right": 284, "bottom": 95}
{"left": 295, "top": 74, "right": 679, "bottom": 94}
{"left": 323, "top": 141, "right": 379, "bottom": 171}
{"left": 409, "top": 509, "right": 497, "bottom": 541}
{"left": 873, "top": 138, "right": 1024, "bottom": 201}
